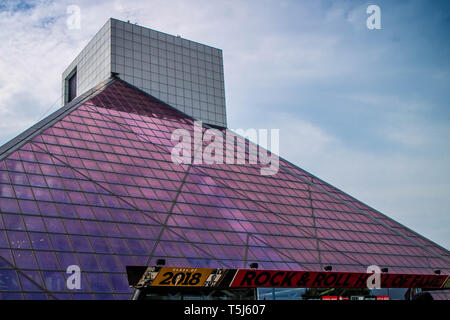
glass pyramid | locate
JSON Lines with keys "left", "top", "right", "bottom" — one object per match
{"left": 0, "top": 78, "right": 448, "bottom": 299}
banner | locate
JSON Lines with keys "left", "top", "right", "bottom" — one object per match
{"left": 229, "top": 270, "right": 448, "bottom": 289}
{"left": 126, "top": 266, "right": 449, "bottom": 289}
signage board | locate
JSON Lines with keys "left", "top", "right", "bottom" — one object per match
{"left": 229, "top": 269, "right": 448, "bottom": 289}
{"left": 126, "top": 266, "right": 449, "bottom": 290}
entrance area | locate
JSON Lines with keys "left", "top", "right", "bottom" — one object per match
{"left": 138, "top": 287, "right": 256, "bottom": 300}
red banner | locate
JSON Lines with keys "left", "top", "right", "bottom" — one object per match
{"left": 230, "top": 270, "right": 448, "bottom": 289}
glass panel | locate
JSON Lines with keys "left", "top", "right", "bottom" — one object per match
{"left": 86, "top": 272, "right": 112, "bottom": 292}
{"left": 107, "top": 273, "right": 130, "bottom": 293}
{"left": 0, "top": 198, "right": 21, "bottom": 213}
{"left": 19, "top": 272, "right": 45, "bottom": 292}
{"left": 3, "top": 214, "right": 25, "bottom": 230}
{"left": 35, "top": 251, "right": 60, "bottom": 270}
{"left": 23, "top": 216, "right": 46, "bottom": 232}
{"left": 13, "top": 250, "right": 38, "bottom": 269}
{"left": 7, "top": 231, "right": 31, "bottom": 249}
{"left": 0, "top": 269, "right": 21, "bottom": 290}
{"left": 69, "top": 235, "right": 92, "bottom": 252}
{"left": 42, "top": 271, "right": 66, "bottom": 291}
{"left": 29, "top": 233, "right": 52, "bottom": 250}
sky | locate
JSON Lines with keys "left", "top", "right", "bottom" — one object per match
{"left": 0, "top": 0, "right": 449, "bottom": 249}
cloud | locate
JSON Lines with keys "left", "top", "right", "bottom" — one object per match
{"left": 0, "top": 1, "right": 92, "bottom": 144}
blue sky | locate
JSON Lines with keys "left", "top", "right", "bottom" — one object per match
{"left": 0, "top": 0, "right": 449, "bottom": 249}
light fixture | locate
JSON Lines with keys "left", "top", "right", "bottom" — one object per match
{"left": 381, "top": 268, "right": 389, "bottom": 273}
{"left": 324, "top": 265, "right": 332, "bottom": 272}
{"left": 156, "top": 259, "right": 166, "bottom": 266}
{"left": 434, "top": 269, "right": 441, "bottom": 275}
{"left": 250, "top": 263, "right": 259, "bottom": 269}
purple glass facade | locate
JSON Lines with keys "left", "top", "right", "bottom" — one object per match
{"left": 0, "top": 79, "right": 448, "bottom": 299}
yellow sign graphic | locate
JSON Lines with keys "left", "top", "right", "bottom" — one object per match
{"left": 151, "top": 267, "right": 214, "bottom": 287}
{"left": 443, "top": 276, "right": 450, "bottom": 289}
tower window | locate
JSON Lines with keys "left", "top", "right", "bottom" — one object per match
{"left": 67, "top": 70, "right": 77, "bottom": 102}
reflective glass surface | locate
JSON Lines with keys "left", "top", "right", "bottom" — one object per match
{"left": 0, "top": 79, "right": 448, "bottom": 299}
